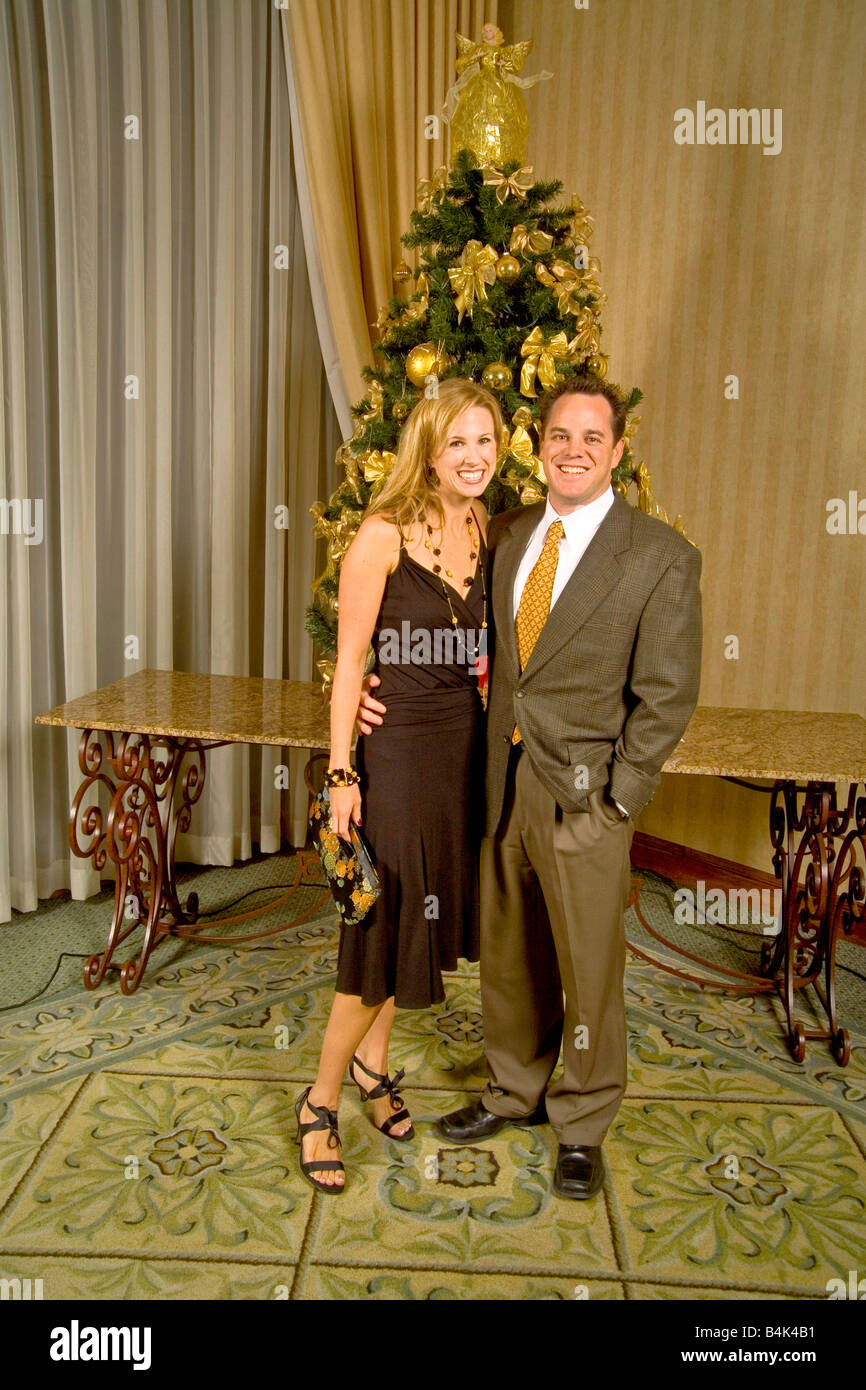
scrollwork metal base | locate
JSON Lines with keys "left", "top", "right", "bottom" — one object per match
{"left": 69, "top": 729, "right": 327, "bottom": 994}
{"left": 762, "top": 779, "right": 864, "bottom": 1065}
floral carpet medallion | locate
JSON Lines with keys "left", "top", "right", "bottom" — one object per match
{"left": 0, "top": 869, "right": 864, "bottom": 1300}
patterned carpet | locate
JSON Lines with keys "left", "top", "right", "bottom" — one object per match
{"left": 0, "top": 852, "right": 864, "bottom": 1301}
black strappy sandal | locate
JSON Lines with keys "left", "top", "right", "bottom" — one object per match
{"left": 348, "top": 1055, "right": 415, "bottom": 1141}
{"left": 294, "top": 1086, "right": 345, "bottom": 1194}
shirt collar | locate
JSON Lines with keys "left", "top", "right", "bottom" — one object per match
{"left": 542, "top": 485, "right": 615, "bottom": 540}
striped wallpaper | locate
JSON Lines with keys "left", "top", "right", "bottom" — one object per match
{"left": 500, "top": 0, "right": 866, "bottom": 867}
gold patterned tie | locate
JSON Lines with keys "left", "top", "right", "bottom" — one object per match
{"left": 512, "top": 519, "right": 564, "bottom": 743}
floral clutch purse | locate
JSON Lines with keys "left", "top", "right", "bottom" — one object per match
{"left": 308, "top": 786, "right": 380, "bottom": 928}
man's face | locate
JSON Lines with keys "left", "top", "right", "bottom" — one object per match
{"left": 539, "top": 393, "right": 625, "bottom": 513}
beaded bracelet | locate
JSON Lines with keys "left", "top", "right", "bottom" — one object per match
{"left": 324, "top": 766, "right": 360, "bottom": 788}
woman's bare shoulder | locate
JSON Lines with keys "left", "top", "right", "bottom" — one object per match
{"left": 349, "top": 514, "right": 403, "bottom": 572}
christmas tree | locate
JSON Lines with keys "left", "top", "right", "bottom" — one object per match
{"left": 306, "top": 26, "right": 684, "bottom": 680}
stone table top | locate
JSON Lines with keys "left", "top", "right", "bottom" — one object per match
{"left": 34, "top": 676, "right": 866, "bottom": 781}
{"left": 34, "top": 669, "right": 331, "bottom": 749}
{"left": 661, "top": 705, "right": 866, "bottom": 782}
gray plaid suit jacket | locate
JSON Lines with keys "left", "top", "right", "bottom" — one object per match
{"left": 484, "top": 493, "right": 702, "bottom": 835}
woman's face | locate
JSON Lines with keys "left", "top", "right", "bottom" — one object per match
{"left": 428, "top": 405, "right": 498, "bottom": 501}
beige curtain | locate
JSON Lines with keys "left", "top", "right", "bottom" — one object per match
{"left": 0, "top": 0, "right": 339, "bottom": 924}
{"left": 284, "top": 0, "right": 500, "bottom": 407}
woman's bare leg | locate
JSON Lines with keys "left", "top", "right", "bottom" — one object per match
{"left": 301, "top": 991, "right": 385, "bottom": 1187}
{"left": 351, "top": 997, "right": 412, "bottom": 1137}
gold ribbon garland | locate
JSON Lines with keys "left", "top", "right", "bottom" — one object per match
{"left": 565, "top": 193, "right": 595, "bottom": 248}
{"left": 316, "top": 657, "right": 336, "bottom": 696}
{"left": 402, "top": 270, "right": 430, "bottom": 325}
{"left": 365, "top": 381, "right": 384, "bottom": 417}
{"left": 372, "top": 304, "right": 392, "bottom": 336}
{"left": 448, "top": 240, "right": 498, "bottom": 321}
{"left": 519, "top": 327, "right": 575, "bottom": 396}
{"left": 310, "top": 505, "right": 361, "bottom": 565}
{"left": 509, "top": 223, "right": 554, "bottom": 256}
{"left": 630, "top": 461, "right": 693, "bottom": 544}
{"left": 351, "top": 379, "right": 385, "bottom": 439}
{"left": 374, "top": 271, "right": 431, "bottom": 336}
{"left": 519, "top": 478, "right": 547, "bottom": 503}
{"left": 503, "top": 410, "right": 545, "bottom": 484}
{"left": 481, "top": 164, "right": 535, "bottom": 204}
{"left": 415, "top": 166, "right": 448, "bottom": 212}
{"left": 569, "top": 305, "right": 601, "bottom": 358}
{"left": 535, "top": 259, "right": 585, "bottom": 316}
{"left": 336, "top": 444, "right": 364, "bottom": 503}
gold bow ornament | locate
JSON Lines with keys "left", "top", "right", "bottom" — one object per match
{"left": 509, "top": 223, "right": 554, "bottom": 257}
{"left": 448, "top": 240, "right": 498, "bottom": 321}
{"left": 362, "top": 449, "right": 396, "bottom": 487}
{"left": 519, "top": 327, "right": 575, "bottom": 397}
{"left": 482, "top": 164, "right": 535, "bottom": 204}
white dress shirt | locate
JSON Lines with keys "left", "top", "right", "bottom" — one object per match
{"left": 511, "top": 486, "right": 627, "bottom": 818}
{"left": 512, "top": 486, "right": 615, "bottom": 618}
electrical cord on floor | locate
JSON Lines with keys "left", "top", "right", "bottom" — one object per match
{"left": 0, "top": 875, "right": 331, "bottom": 1015}
{"left": 4, "top": 872, "right": 861, "bottom": 1015}
{"left": 0, "top": 952, "right": 95, "bottom": 1015}
{"left": 634, "top": 876, "right": 866, "bottom": 985}
{"left": 190, "top": 877, "right": 327, "bottom": 917}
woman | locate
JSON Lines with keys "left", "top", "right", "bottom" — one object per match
{"left": 295, "top": 378, "right": 504, "bottom": 1192}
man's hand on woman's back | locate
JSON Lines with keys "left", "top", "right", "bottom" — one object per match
{"left": 356, "top": 673, "right": 387, "bottom": 736}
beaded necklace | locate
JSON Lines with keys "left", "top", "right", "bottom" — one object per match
{"left": 423, "top": 509, "right": 488, "bottom": 709}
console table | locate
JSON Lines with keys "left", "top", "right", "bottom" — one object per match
{"left": 36, "top": 678, "right": 866, "bottom": 1066}
{"left": 35, "top": 670, "right": 331, "bottom": 995}
{"left": 653, "top": 706, "right": 866, "bottom": 1068}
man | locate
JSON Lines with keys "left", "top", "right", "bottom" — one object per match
{"left": 359, "top": 374, "right": 702, "bottom": 1198}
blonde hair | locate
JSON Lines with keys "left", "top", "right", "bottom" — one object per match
{"left": 367, "top": 378, "right": 504, "bottom": 532}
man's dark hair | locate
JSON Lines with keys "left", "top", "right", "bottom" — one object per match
{"left": 538, "top": 374, "right": 628, "bottom": 445}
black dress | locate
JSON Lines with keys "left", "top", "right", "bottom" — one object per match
{"left": 335, "top": 532, "right": 487, "bottom": 1009}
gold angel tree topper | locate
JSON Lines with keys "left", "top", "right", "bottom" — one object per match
{"left": 443, "top": 23, "right": 552, "bottom": 167}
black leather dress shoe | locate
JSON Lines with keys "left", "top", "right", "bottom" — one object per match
{"left": 553, "top": 1144, "right": 604, "bottom": 1199}
{"left": 436, "top": 1097, "right": 547, "bottom": 1144}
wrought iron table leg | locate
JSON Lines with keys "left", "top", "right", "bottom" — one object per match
{"left": 70, "top": 729, "right": 214, "bottom": 993}
{"left": 69, "top": 732, "right": 328, "bottom": 995}
{"left": 764, "top": 779, "right": 858, "bottom": 1065}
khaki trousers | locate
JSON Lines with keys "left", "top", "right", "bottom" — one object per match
{"left": 480, "top": 745, "right": 634, "bottom": 1146}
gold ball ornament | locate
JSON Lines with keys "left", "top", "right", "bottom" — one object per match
{"left": 482, "top": 361, "right": 513, "bottom": 392}
{"left": 495, "top": 253, "right": 520, "bottom": 285}
{"left": 393, "top": 260, "right": 412, "bottom": 283}
{"left": 587, "top": 353, "right": 609, "bottom": 379}
{"left": 511, "top": 405, "right": 535, "bottom": 429}
{"left": 405, "top": 343, "right": 441, "bottom": 386}
{"left": 392, "top": 399, "right": 411, "bottom": 422}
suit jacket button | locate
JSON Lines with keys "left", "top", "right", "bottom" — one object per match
{"left": 515, "top": 690, "right": 524, "bottom": 699}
